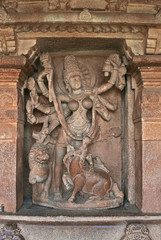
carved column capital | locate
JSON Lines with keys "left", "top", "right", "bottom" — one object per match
{"left": 121, "top": 224, "right": 152, "bottom": 240}
{"left": 0, "top": 56, "right": 33, "bottom": 88}
{"left": 128, "top": 55, "right": 161, "bottom": 87}
{"left": 0, "top": 56, "right": 26, "bottom": 68}
{"left": 0, "top": 223, "right": 25, "bottom": 240}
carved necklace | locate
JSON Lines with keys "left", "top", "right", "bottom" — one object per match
{"left": 69, "top": 91, "right": 87, "bottom": 101}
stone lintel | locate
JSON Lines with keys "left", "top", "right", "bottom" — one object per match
{"left": 5, "top": 12, "right": 161, "bottom": 25}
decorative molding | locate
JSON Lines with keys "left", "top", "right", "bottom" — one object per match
{"left": 121, "top": 224, "right": 152, "bottom": 240}
{"left": 0, "top": 223, "right": 25, "bottom": 240}
{"left": 15, "top": 24, "right": 145, "bottom": 35}
{"left": 0, "top": 26, "right": 16, "bottom": 54}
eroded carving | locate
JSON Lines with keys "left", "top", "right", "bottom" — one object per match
{"left": 156, "top": 8, "right": 161, "bottom": 18}
{"left": 0, "top": 26, "right": 16, "bottom": 54}
{"left": 2, "top": 0, "right": 17, "bottom": 13}
{"left": 122, "top": 224, "right": 152, "bottom": 240}
{"left": 28, "top": 141, "right": 53, "bottom": 200}
{"left": 0, "top": 7, "right": 8, "bottom": 22}
{"left": 48, "top": 0, "right": 71, "bottom": 10}
{"left": 26, "top": 53, "right": 126, "bottom": 209}
{"left": 79, "top": 9, "right": 92, "bottom": 21}
{"left": 105, "top": 0, "right": 127, "bottom": 12}
{"left": 0, "top": 223, "right": 25, "bottom": 240}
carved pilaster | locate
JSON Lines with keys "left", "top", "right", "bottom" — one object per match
{"left": 0, "top": 56, "right": 27, "bottom": 212}
{"left": 129, "top": 55, "right": 161, "bottom": 213}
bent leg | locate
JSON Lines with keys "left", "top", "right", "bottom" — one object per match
{"left": 68, "top": 174, "right": 86, "bottom": 203}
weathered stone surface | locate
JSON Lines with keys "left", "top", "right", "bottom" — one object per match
{"left": 142, "top": 122, "right": 161, "bottom": 141}
{"left": 0, "top": 123, "right": 17, "bottom": 139}
{"left": 0, "top": 140, "right": 17, "bottom": 212}
{"left": 0, "top": 109, "right": 18, "bottom": 122}
{"left": 142, "top": 141, "right": 161, "bottom": 213}
{"left": 19, "top": 224, "right": 126, "bottom": 240}
{"left": 124, "top": 76, "right": 135, "bottom": 204}
{"left": 135, "top": 140, "right": 142, "bottom": 210}
{"left": 0, "top": 88, "right": 17, "bottom": 107}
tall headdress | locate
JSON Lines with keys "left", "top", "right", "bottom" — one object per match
{"left": 64, "top": 55, "right": 83, "bottom": 82}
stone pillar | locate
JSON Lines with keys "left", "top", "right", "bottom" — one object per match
{"left": 0, "top": 56, "right": 27, "bottom": 212}
{"left": 130, "top": 55, "right": 161, "bottom": 213}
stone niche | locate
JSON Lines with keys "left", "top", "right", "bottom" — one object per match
{"left": 2, "top": 33, "right": 161, "bottom": 217}
{"left": 23, "top": 37, "right": 128, "bottom": 210}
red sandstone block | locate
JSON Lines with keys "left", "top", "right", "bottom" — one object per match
{"left": 141, "top": 141, "right": 161, "bottom": 213}
{"left": 0, "top": 140, "right": 17, "bottom": 212}
{"left": 142, "top": 104, "right": 161, "bottom": 120}
{"left": 0, "top": 109, "right": 18, "bottom": 122}
{"left": 134, "top": 121, "right": 142, "bottom": 141}
{"left": 135, "top": 140, "right": 142, "bottom": 210}
{"left": 0, "top": 88, "right": 17, "bottom": 108}
{"left": 0, "top": 123, "right": 17, "bottom": 139}
{"left": 142, "top": 122, "right": 161, "bottom": 140}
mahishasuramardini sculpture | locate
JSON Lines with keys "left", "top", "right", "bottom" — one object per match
{"left": 26, "top": 53, "right": 126, "bottom": 209}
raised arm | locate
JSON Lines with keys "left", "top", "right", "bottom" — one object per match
{"left": 97, "top": 54, "right": 126, "bottom": 95}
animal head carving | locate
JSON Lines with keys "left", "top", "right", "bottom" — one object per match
{"left": 29, "top": 143, "right": 49, "bottom": 169}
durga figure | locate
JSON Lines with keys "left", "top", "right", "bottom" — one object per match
{"left": 26, "top": 52, "right": 126, "bottom": 209}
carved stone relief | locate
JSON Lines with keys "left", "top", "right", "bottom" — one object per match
{"left": 121, "top": 224, "right": 152, "bottom": 240}
{"left": 79, "top": 9, "right": 92, "bottom": 21}
{"left": 146, "top": 28, "right": 161, "bottom": 54}
{"left": 48, "top": 0, "right": 71, "bottom": 10}
{"left": 25, "top": 52, "right": 126, "bottom": 209}
{"left": 106, "top": 0, "right": 127, "bottom": 12}
{"left": 1, "top": 0, "right": 161, "bottom": 15}
{"left": 2, "top": 1, "right": 17, "bottom": 13}
{"left": 0, "top": 223, "right": 25, "bottom": 240}
{"left": 0, "top": 7, "right": 8, "bottom": 23}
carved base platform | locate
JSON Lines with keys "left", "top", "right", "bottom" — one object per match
{"left": 0, "top": 206, "right": 160, "bottom": 240}
{"left": 33, "top": 195, "right": 123, "bottom": 210}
